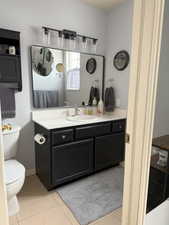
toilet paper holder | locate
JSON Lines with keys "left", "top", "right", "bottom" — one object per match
{"left": 34, "top": 133, "right": 47, "bottom": 145}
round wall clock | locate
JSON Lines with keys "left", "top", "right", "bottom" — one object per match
{"left": 86, "top": 58, "right": 97, "bottom": 74}
{"left": 113, "top": 50, "right": 130, "bottom": 71}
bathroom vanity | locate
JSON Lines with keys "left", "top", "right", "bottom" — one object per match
{"left": 33, "top": 110, "right": 126, "bottom": 190}
{"left": 31, "top": 45, "right": 126, "bottom": 190}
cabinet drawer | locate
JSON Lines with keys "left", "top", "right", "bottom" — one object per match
{"left": 112, "top": 120, "right": 126, "bottom": 133}
{"left": 52, "top": 129, "right": 74, "bottom": 146}
{"left": 75, "top": 123, "right": 111, "bottom": 140}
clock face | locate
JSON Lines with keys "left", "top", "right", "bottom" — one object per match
{"left": 113, "top": 50, "right": 130, "bottom": 71}
{"left": 86, "top": 58, "right": 97, "bottom": 74}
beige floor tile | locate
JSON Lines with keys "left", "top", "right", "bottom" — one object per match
{"left": 9, "top": 215, "right": 19, "bottom": 225}
{"left": 17, "top": 194, "right": 59, "bottom": 221}
{"left": 112, "top": 208, "right": 122, "bottom": 222}
{"left": 19, "top": 175, "right": 47, "bottom": 197}
{"left": 44, "top": 207, "right": 73, "bottom": 225}
{"left": 51, "top": 191, "right": 80, "bottom": 225}
{"left": 18, "top": 213, "right": 45, "bottom": 225}
{"left": 60, "top": 205, "right": 80, "bottom": 225}
{"left": 89, "top": 211, "right": 121, "bottom": 225}
{"left": 17, "top": 176, "right": 60, "bottom": 222}
{"left": 19, "top": 207, "right": 73, "bottom": 225}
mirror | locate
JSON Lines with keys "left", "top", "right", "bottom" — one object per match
{"left": 31, "top": 45, "right": 104, "bottom": 108}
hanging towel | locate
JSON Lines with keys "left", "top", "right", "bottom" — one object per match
{"left": 0, "top": 88, "right": 16, "bottom": 118}
{"left": 88, "top": 86, "right": 100, "bottom": 106}
{"left": 104, "top": 87, "right": 115, "bottom": 112}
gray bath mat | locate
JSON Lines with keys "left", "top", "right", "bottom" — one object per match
{"left": 56, "top": 167, "right": 124, "bottom": 225}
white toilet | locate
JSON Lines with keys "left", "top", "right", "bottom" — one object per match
{"left": 3, "top": 125, "right": 25, "bottom": 216}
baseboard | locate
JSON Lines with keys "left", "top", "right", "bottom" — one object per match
{"left": 26, "top": 168, "right": 36, "bottom": 176}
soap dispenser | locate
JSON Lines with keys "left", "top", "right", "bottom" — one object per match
{"left": 92, "top": 97, "right": 97, "bottom": 115}
{"left": 97, "top": 98, "right": 104, "bottom": 115}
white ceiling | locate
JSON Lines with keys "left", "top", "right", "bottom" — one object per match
{"left": 81, "top": 0, "right": 126, "bottom": 10}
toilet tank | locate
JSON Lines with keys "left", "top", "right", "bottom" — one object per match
{"left": 2, "top": 125, "right": 21, "bottom": 160}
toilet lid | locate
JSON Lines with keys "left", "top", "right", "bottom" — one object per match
{"left": 4, "top": 160, "right": 25, "bottom": 185}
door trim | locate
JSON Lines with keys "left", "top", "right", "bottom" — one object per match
{"left": 0, "top": 105, "right": 9, "bottom": 225}
{"left": 122, "top": 1, "right": 165, "bottom": 225}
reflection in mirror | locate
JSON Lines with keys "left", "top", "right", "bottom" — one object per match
{"left": 31, "top": 46, "right": 104, "bottom": 109}
{"left": 31, "top": 46, "right": 65, "bottom": 108}
{"left": 33, "top": 47, "right": 54, "bottom": 76}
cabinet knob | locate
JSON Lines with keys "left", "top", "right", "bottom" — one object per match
{"left": 62, "top": 135, "right": 66, "bottom": 139}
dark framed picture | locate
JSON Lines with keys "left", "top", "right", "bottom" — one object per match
{"left": 86, "top": 58, "right": 97, "bottom": 74}
{"left": 113, "top": 50, "right": 130, "bottom": 71}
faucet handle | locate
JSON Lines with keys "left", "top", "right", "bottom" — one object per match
{"left": 74, "top": 104, "right": 80, "bottom": 116}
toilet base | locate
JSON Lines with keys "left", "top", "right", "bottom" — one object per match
{"left": 8, "top": 196, "right": 19, "bottom": 217}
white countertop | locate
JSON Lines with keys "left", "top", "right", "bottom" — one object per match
{"left": 32, "top": 108, "right": 127, "bottom": 130}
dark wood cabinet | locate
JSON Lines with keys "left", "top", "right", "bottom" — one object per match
{"left": 0, "top": 55, "right": 21, "bottom": 82}
{"left": 34, "top": 119, "right": 126, "bottom": 190}
{"left": 52, "top": 139, "right": 93, "bottom": 186}
{"left": 147, "top": 167, "right": 169, "bottom": 212}
{"left": 95, "top": 133, "right": 125, "bottom": 171}
{"left": 147, "top": 135, "right": 169, "bottom": 212}
{"left": 0, "top": 28, "right": 22, "bottom": 91}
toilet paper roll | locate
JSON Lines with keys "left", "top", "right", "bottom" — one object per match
{"left": 34, "top": 134, "right": 46, "bottom": 145}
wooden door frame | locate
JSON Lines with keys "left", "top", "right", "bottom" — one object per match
{"left": 122, "top": 1, "right": 165, "bottom": 225}
{"left": 0, "top": 105, "right": 9, "bottom": 225}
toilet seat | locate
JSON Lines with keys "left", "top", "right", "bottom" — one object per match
{"left": 4, "top": 160, "right": 25, "bottom": 185}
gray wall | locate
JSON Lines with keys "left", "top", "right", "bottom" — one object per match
{"left": 105, "top": 0, "right": 133, "bottom": 109}
{"left": 0, "top": 0, "right": 107, "bottom": 170}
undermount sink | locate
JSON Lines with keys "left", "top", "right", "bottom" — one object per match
{"left": 66, "top": 115, "right": 98, "bottom": 122}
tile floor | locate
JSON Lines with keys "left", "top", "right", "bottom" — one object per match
{"left": 9, "top": 175, "right": 122, "bottom": 225}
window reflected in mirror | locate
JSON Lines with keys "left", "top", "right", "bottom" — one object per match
{"left": 66, "top": 52, "right": 80, "bottom": 91}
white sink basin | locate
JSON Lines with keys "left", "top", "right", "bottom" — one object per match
{"left": 66, "top": 115, "right": 98, "bottom": 122}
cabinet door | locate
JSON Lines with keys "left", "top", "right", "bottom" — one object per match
{"left": 0, "top": 55, "right": 21, "bottom": 82}
{"left": 95, "top": 133, "right": 125, "bottom": 171}
{"left": 52, "top": 139, "right": 94, "bottom": 186}
{"left": 147, "top": 168, "right": 166, "bottom": 212}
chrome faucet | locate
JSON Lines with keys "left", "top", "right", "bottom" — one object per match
{"left": 74, "top": 104, "right": 79, "bottom": 116}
